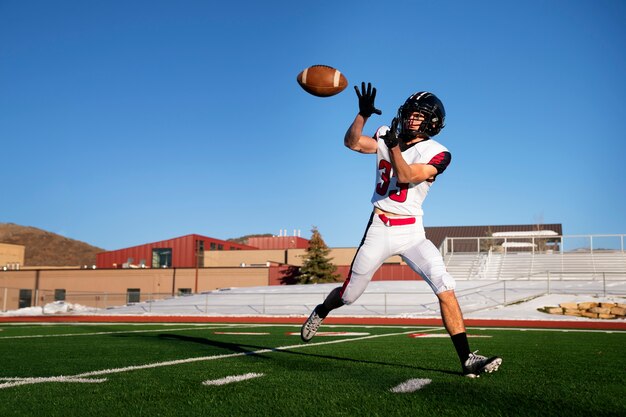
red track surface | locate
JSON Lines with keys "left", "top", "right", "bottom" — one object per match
{"left": 1, "top": 315, "right": 625, "bottom": 330}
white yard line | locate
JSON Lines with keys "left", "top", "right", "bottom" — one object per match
{"left": 202, "top": 373, "right": 264, "bottom": 386}
{"left": 0, "top": 377, "right": 108, "bottom": 388}
{"left": 0, "top": 327, "right": 442, "bottom": 390}
{"left": 390, "top": 378, "right": 432, "bottom": 393}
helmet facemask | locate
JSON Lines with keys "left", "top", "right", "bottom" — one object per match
{"left": 397, "top": 92, "right": 446, "bottom": 141}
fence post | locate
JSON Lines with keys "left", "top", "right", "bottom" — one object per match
{"left": 547, "top": 271, "right": 551, "bottom": 295}
{"left": 603, "top": 272, "right": 606, "bottom": 297}
{"left": 503, "top": 280, "right": 506, "bottom": 305}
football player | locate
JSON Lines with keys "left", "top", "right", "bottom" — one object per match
{"left": 301, "top": 82, "right": 502, "bottom": 378}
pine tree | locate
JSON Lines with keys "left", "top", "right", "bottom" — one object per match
{"left": 297, "top": 226, "right": 341, "bottom": 284}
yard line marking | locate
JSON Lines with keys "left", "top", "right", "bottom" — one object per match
{"left": 0, "top": 326, "right": 442, "bottom": 390}
{"left": 213, "top": 332, "right": 270, "bottom": 335}
{"left": 285, "top": 332, "right": 370, "bottom": 337}
{"left": 0, "top": 377, "right": 107, "bottom": 389}
{"left": 202, "top": 373, "right": 264, "bottom": 386}
{"left": 390, "top": 378, "right": 432, "bottom": 393}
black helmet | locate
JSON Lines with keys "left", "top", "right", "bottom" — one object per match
{"left": 397, "top": 92, "right": 446, "bottom": 139}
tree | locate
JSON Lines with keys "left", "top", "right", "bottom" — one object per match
{"left": 296, "top": 226, "right": 341, "bottom": 284}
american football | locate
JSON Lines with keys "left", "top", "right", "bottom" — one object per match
{"left": 296, "top": 65, "right": 348, "bottom": 97}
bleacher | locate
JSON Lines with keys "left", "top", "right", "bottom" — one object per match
{"left": 443, "top": 236, "right": 626, "bottom": 281}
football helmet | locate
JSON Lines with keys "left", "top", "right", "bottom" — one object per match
{"left": 396, "top": 92, "right": 446, "bottom": 140}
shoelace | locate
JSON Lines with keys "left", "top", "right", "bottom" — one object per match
{"left": 305, "top": 313, "right": 322, "bottom": 332}
{"left": 466, "top": 351, "right": 487, "bottom": 366}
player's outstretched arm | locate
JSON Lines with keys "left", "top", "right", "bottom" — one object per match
{"left": 344, "top": 82, "right": 381, "bottom": 154}
{"left": 344, "top": 114, "right": 377, "bottom": 153}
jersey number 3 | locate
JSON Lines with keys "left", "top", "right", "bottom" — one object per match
{"left": 376, "top": 160, "right": 408, "bottom": 202}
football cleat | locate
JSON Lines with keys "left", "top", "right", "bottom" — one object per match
{"left": 300, "top": 307, "right": 324, "bottom": 342}
{"left": 463, "top": 351, "right": 502, "bottom": 378}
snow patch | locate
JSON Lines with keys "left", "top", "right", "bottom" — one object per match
{"left": 0, "top": 301, "right": 95, "bottom": 316}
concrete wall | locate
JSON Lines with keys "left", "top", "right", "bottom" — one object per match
{"left": 0, "top": 267, "right": 269, "bottom": 311}
{"left": 0, "top": 247, "right": 408, "bottom": 311}
{"left": 287, "top": 248, "right": 403, "bottom": 266}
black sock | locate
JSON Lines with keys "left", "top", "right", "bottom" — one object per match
{"left": 315, "top": 287, "right": 345, "bottom": 319}
{"left": 314, "top": 303, "right": 329, "bottom": 318}
{"left": 451, "top": 332, "right": 471, "bottom": 364}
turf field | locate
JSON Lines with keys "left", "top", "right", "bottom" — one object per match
{"left": 0, "top": 323, "right": 624, "bottom": 416}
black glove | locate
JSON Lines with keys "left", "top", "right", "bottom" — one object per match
{"left": 354, "top": 82, "right": 382, "bottom": 118}
{"left": 381, "top": 118, "right": 399, "bottom": 149}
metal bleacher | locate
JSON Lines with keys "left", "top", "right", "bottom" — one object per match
{"left": 443, "top": 234, "right": 626, "bottom": 281}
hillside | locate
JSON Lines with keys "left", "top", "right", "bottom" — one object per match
{"left": 0, "top": 223, "right": 104, "bottom": 267}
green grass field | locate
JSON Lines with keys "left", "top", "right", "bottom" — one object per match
{"left": 0, "top": 322, "right": 624, "bottom": 416}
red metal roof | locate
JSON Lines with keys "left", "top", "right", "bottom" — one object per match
{"left": 96, "top": 234, "right": 256, "bottom": 269}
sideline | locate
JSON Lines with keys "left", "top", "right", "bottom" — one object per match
{"left": 1, "top": 315, "right": 625, "bottom": 330}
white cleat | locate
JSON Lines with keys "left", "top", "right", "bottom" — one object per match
{"left": 300, "top": 308, "right": 324, "bottom": 342}
{"left": 463, "top": 351, "right": 502, "bottom": 378}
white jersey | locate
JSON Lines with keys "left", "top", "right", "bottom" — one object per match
{"left": 370, "top": 126, "right": 450, "bottom": 216}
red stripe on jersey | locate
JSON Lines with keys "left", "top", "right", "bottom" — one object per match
{"left": 430, "top": 153, "right": 445, "bottom": 164}
{"left": 428, "top": 151, "right": 451, "bottom": 174}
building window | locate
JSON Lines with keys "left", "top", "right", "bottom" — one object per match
{"left": 210, "top": 242, "right": 216, "bottom": 250}
{"left": 18, "top": 289, "right": 32, "bottom": 309}
{"left": 178, "top": 288, "right": 192, "bottom": 296}
{"left": 54, "top": 289, "right": 66, "bottom": 301}
{"left": 152, "top": 248, "right": 172, "bottom": 268}
{"left": 127, "top": 288, "right": 141, "bottom": 304}
{"left": 218, "top": 244, "right": 224, "bottom": 250}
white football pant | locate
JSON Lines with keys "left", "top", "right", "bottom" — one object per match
{"left": 340, "top": 213, "right": 456, "bottom": 304}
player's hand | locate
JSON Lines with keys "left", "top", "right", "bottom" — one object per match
{"left": 355, "top": 82, "right": 382, "bottom": 118}
{"left": 381, "top": 118, "right": 399, "bottom": 149}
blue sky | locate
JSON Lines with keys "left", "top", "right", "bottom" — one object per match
{"left": 1, "top": 0, "right": 625, "bottom": 250}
